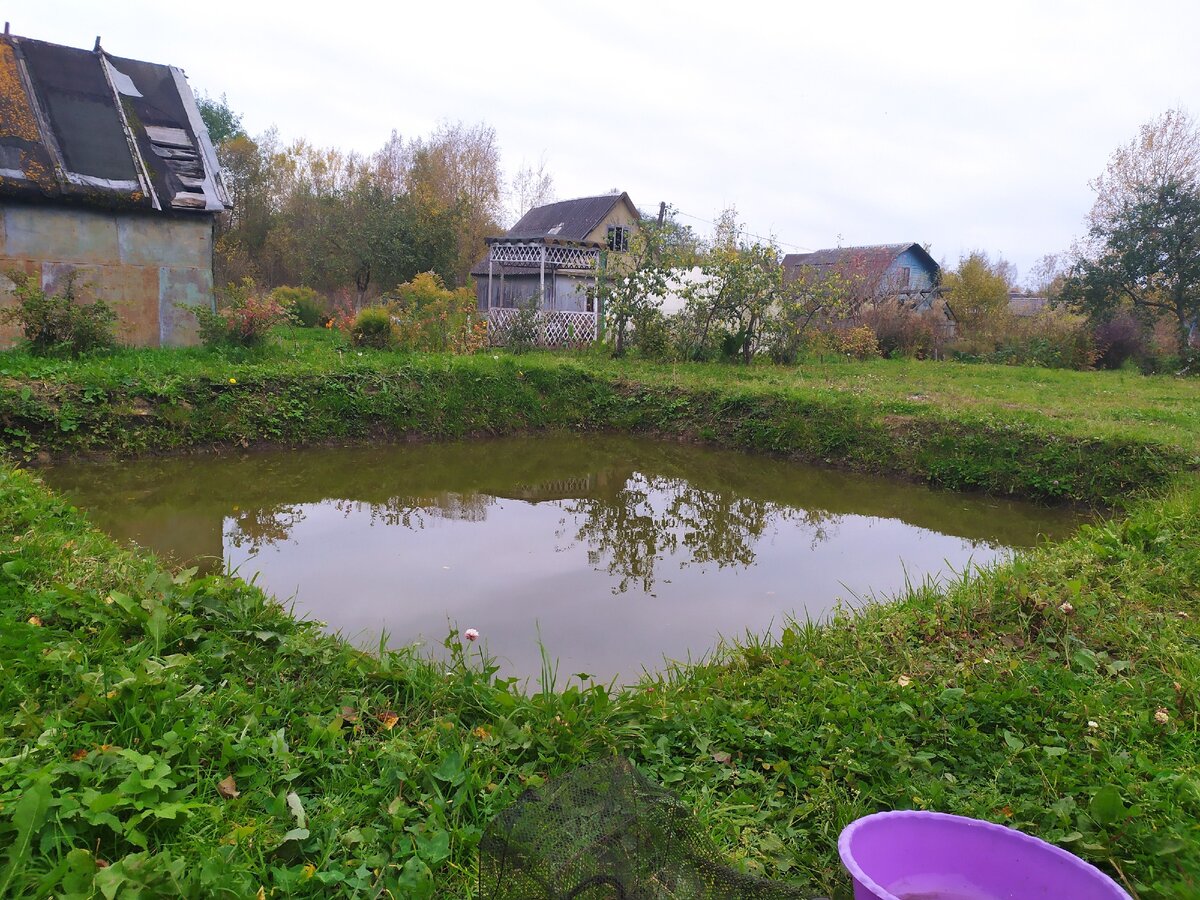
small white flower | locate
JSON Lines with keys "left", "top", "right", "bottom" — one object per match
{"left": 1059, "top": 601, "right": 1075, "bottom": 615}
{"left": 463, "top": 628, "right": 480, "bottom": 642}
{"left": 897, "top": 674, "right": 912, "bottom": 687}
{"left": 1087, "top": 720, "right": 1099, "bottom": 729}
{"left": 1154, "top": 707, "right": 1170, "bottom": 725}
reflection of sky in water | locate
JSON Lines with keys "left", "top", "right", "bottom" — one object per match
{"left": 44, "top": 435, "right": 1088, "bottom": 687}
{"left": 226, "top": 478, "right": 1006, "bottom": 686}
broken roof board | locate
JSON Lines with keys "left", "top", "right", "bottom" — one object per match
{"left": 0, "top": 33, "right": 229, "bottom": 213}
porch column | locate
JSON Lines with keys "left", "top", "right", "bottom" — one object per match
{"left": 487, "top": 257, "right": 494, "bottom": 310}
{"left": 539, "top": 244, "right": 546, "bottom": 307}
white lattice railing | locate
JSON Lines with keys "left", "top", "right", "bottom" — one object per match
{"left": 488, "top": 308, "right": 598, "bottom": 347}
{"left": 488, "top": 241, "right": 600, "bottom": 271}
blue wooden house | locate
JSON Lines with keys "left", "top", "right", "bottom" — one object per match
{"left": 782, "top": 243, "right": 942, "bottom": 311}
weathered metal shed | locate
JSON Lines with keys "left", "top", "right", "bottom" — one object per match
{"left": 0, "top": 29, "right": 230, "bottom": 347}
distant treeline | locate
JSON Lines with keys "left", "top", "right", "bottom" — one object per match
{"left": 200, "top": 96, "right": 532, "bottom": 305}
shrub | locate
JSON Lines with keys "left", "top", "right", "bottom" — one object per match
{"left": 859, "top": 303, "right": 944, "bottom": 359}
{"left": 196, "top": 278, "right": 290, "bottom": 348}
{"left": 387, "top": 272, "right": 486, "bottom": 354}
{"left": 500, "top": 299, "right": 541, "bottom": 355}
{"left": 350, "top": 306, "right": 395, "bottom": 349}
{"left": 1093, "top": 312, "right": 1149, "bottom": 370}
{"left": 632, "top": 308, "right": 673, "bottom": 360}
{"left": 271, "top": 286, "right": 327, "bottom": 328}
{"left": 0, "top": 269, "right": 117, "bottom": 356}
{"left": 838, "top": 324, "right": 880, "bottom": 360}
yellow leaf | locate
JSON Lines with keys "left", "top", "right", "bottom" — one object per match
{"left": 377, "top": 710, "right": 399, "bottom": 731}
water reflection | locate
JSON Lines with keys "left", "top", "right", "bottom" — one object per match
{"left": 43, "top": 435, "right": 1089, "bottom": 684}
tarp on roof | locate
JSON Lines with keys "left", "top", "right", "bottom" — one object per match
{"left": 0, "top": 32, "right": 229, "bottom": 213}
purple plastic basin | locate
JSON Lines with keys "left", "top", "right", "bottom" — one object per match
{"left": 838, "top": 811, "right": 1131, "bottom": 900}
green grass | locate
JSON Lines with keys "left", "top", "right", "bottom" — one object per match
{"left": 1, "top": 330, "right": 1195, "bottom": 505}
{"left": 1, "top": 334, "right": 1199, "bottom": 897}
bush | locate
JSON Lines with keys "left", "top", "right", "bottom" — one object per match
{"left": 859, "top": 303, "right": 944, "bottom": 359}
{"left": 350, "top": 306, "right": 395, "bottom": 349}
{"left": 271, "top": 286, "right": 328, "bottom": 328}
{"left": 838, "top": 324, "right": 880, "bottom": 360}
{"left": 387, "top": 272, "right": 486, "bottom": 354}
{"left": 0, "top": 270, "right": 117, "bottom": 356}
{"left": 196, "top": 278, "right": 290, "bottom": 348}
{"left": 500, "top": 299, "right": 541, "bottom": 355}
{"left": 632, "top": 308, "right": 673, "bottom": 360}
{"left": 1093, "top": 313, "right": 1149, "bottom": 370}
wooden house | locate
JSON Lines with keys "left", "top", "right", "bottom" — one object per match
{"left": 782, "top": 243, "right": 941, "bottom": 310}
{"left": 0, "top": 30, "right": 230, "bottom": 347}
{"left": 471, "top": 192, "right": 640, "bottom": 344}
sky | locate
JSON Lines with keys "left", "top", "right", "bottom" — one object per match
{"left": 10, "top": 0, "right": 1200, "bottom": 282}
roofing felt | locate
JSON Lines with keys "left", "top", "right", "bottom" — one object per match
{"left": 0, "top": 32, "right": 229, "bottom": 213}
{"left": 504, "top": 192, "right": 637, "bottom": 242}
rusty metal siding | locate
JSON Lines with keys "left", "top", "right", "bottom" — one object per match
{"left": 0, "top": 203, "right": 214, "bottom": 347}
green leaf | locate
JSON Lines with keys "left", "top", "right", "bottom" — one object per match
{"left": 1042, "top": 745, "right": 1068, "bottom": 757}
{"left": 432, "top": 751, "right": 465, "bottom": 785}
{"left": 1090, "top": 785, "right": 1125, "bottom": 826}
{"left": 0, "top": 776, "right": 54, "bottom": 896}
{"left": 1003, "top": 731, "right": 1025, "bottom": 751}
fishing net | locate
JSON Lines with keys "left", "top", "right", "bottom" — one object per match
{"left": 478, "top": 757, "right": 811, "bottom": 899}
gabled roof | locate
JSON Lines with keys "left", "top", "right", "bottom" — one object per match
{"left": 504, "top": 192, "right": 638, "bottom": 243}
{"left": 782, "top": 243, "right": 938, "bottom": 285}
{"left": 0, "top": 32, "right": 229, "bottom": 213}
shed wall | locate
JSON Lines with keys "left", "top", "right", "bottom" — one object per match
{"left": 0, "top": 203, "right": 214, "bottom": 347}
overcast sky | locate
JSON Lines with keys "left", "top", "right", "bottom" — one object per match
{"left": 11, "top": 1, "right": 1199, "bottom": 281}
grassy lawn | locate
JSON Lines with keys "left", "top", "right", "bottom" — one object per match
{"left": 1, "top": 334, "right": 1199, "bottom": 897}
{"left": 4, "top": 329, "right": 1199, "bottom": 455}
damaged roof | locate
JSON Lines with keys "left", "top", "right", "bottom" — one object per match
{"left": 0, "top": 31, "right": 230, "bottom": 213}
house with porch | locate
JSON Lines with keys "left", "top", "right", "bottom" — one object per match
{"left": 0, "top": 30, "right": 230, "bottom": 347}
{"left": 471, "top": 192, "right": 640, "bottom": 345}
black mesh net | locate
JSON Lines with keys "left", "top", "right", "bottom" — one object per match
{"left": 478, "top": 757, "right": 811, "bottom": 899}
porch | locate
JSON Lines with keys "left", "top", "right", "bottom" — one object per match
{"left": 483, "top": 237, "right": 602, "bottom": 347}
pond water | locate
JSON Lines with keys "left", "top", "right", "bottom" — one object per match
{"left": 43, "top": 435, "right": 1089, "bottom": 686}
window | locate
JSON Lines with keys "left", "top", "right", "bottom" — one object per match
{"left": 898, "top": 266, "right": 911, "bottom": 288}
{"left": 607, "top": 225, "right": 630, "bottom": 252}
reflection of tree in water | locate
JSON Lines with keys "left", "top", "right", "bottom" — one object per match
{"left": 225, "top": 492, "right": 495, "bottom": 550}
{"left": 226, "top": 504, "right": 307, "bottom": 551}
{"left": 565, "top": 474, "right": 843, "bottom": 594}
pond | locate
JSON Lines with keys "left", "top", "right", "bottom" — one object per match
{"left": 43, "top": 435, "right": 1090, "bottom": 686}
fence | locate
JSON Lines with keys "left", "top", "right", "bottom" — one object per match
{"left": 488, "top": 308, "right": 598, "bottom": 348}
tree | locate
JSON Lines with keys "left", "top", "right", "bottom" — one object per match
{"left": 1087, "top": 109, "right": 1200, "bottom": 242}
{"left": 1063, "top": 176, "right": 1200, "bottom": 366}
{"left": 404, "top": 121, "right": 504, "bottom": 284}
{"left": 942, "top": 251, "right": 1013, "bottom": 343}
{"left": 509, "top": 157, "right": 555, "bottom": 225}
{"left": 597, "top": 220, "right": 675, "bottom": 357}
{"left": 196, "top": 92, "right": 244, "bottom": 145}
{"left": 766, "top": 266, "right": 856, "bottom": 363}
{"left": 681, "top": 224, "right": 780, "bottom": 363}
